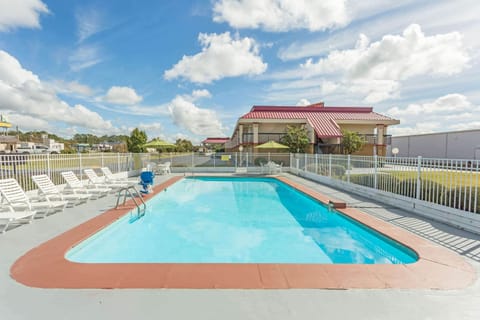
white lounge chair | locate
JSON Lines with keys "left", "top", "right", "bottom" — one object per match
{"left": 61, "top": 171, "right": 111, "bottom": 199}
{"left": 157, "top": 161, "right": 171, "bottom": 175}
{"left": 100, "top": 167, "right": 137, "bottom": 185}
{"left": 266, "top": 161, "right": 282, "bottom": 174}
{"left": 84, "top": 169, "right": 129, "bottom": 189}
{"left": 0, "top": 207, "right": 36, "bottom": 233}
{"left": 32, "top": 174, "right": 90, "bottom": 207}
{"left": 0, "top": 178, "right": 67, "bottom": 218}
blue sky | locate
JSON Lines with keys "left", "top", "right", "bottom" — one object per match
{"left": 0, "top": 0, "right": 479, "bottom": 143}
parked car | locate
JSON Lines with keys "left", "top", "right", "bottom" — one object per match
{"left": 16, "top": 144, "right": 58, "bottom": 154}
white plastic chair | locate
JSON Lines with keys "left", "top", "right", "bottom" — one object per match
{"left": 61, "top": 171, "right": 111, "bottom": 199}
{"left": 157, "top": 161, "right": 171, "bottom": 175}
{"left": 0, "top": 207, "right": 36, "bottom": 233}
{"left": 0, "top": 178, "right": 67, "bottom": 218}
{"left": 266, "top": 161, "right": 282, "bottom": 174}
{"left": 100, "top": 167, "right": 137, "bottom": 185}
{"left": 32, "top": 174, "right": 90, "bottom": 207}
{"left": 83, "top": 169, "right": 129, "bottom": 189}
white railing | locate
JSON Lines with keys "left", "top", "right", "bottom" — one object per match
{"left": 0, "top": 153, "right": 149, "bottom": 191}
{"left": 153, "top": 152, "right": 290, "bottom": 170}
{"left": 292, "top": 154, "right": 480, "bottom": 215}
{"left": 2, "top": 151, "right": 479, "bottom": 218}
{"left": 290, "top": 153, "right": 480, "bottom": 234}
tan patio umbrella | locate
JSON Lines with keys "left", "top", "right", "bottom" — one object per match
{"left": 143, "top": 139, "right": 175, "bottom": 149}
{"left": 254, "top": 140, "right": 289, "bottom": 149}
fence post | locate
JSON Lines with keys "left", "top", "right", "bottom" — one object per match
{"left": 79, "top": 153, "right": 83, "bottom": 181}
{"left": 117, "top": 153, "right": 121, "bottom": 173}
{"left": 246, "top": 152, "right": 249, "bottom": 168}
{"left": 46, "top": 153, "right": 51, "bottom": 178}
{"left": 416, "top": 156, "right": 422, "bottom": 200}
{"left": 374, "top": 154, "right": 378, "bottom": 189}
{"left": 101, "top": 153, "right": 104, "bottom": 168}
{"left": 304, "top": 153, "right": 308, "bottom": 171}
{"left": 192, "top": 152, "right": 195, "bottom": 170}
{"left": 347, "top": 154, "right": 351, "bottom": 183}
{"left": 328, "top": 154, "right": 332, "bottom": 178}
{"left": 315, "top": 153, "right": 318, "bottom": 174}
{"left": 290, "top": 153, "right": 293, "bottom": 169}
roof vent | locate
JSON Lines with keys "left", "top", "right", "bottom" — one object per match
{"left": 307, "top": 102, "right": 324, "bottom": 108}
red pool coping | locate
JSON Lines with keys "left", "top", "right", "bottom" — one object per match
{"left": 11, "top": 175, "right": 476, "bottom": 289}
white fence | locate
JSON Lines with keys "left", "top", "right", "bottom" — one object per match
{"left": 290, "top": 154, "right": 480, "bottom": 234}
{"left": 0, "top": 153, "right": 148, "bottom": 191}
{"left": 1, "top": 151, "right": 480, "bottom": 232}
{"left": 291, "top": 154, "right": 479, "bottom": 213}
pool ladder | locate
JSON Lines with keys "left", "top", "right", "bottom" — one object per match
{"left": 115, "top": 185, "right": 147, "bottom": 220}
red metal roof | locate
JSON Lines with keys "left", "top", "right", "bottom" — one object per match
{"left": 202, "top": 137, "right": 230, "bottom": 144}
{"left": 240, "top": 104, "right": 398, "bottom": 138}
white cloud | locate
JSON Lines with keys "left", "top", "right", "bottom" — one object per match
{"left": 191, "top": 89, "right": 211, "bottom": 100}
{"left": 69, "top": 45, "right": 102, "bottom": 71}
{"left": 278, "top": 0, "right": 480, "bottom": 62}
{"left": 7, "top": 114, "right": 50, "bottom": 131}
{"left": 212, "top": 0, "right": 349, "bottom": 32}
{"left": 124, "top": 123, "right": 164, "bottom": 140}
{"left": 300, "top": 25, "right": 470, "bottom": 80}
{"left": 269, "top": 24, "right": 470, "bottom": 104}
{"left": 104, "top": 86, "right": 143, "bottom": 105}
{"left": 168, "top": 91, "right": 225, "bottom": 136}
{"left": 0, "top": 50, "right": 113, "bottom": 132}
{"left": 76, "top": 7, "right": 103, "bottom": 43}
{"left": 164, "top": 32, "right": 267, "bottom": 83}
{"left": 349, "top": 80, "right": 400, "bottom": 103}
{"left": 296, "top": 99, "right": 310, "bottom": 106}
{"left": 388, "top": 94, "right": 480, "bottom": 136}
{"left": 51, "top": 80, "right": 94, "bottom": 97}
{"left": 0, "top": 0, "right": 49, "bottom": 31}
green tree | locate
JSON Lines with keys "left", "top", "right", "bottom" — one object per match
{"left": 127, "top": 128, "right": 147, "bottom": 153}
{"left": 72, "top": 133, "right": 100, "bottom": 144}
{"left": 175, "top": 139, "right": 194, "bottom": 152}
{"left": 281, "top": 125, "right": 310, "bottom": 153}
{"left": 341, "top": 130, "right": 365, "bottom": 154}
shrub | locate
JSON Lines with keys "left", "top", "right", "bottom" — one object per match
{"left": 303, "top": 163, "right": 345, "bottom": 177}
{"left": 349, "top": 174, "right": 404, "bottom": 194}
{"left": 397, "top": 179, "right": 447, "bottom": 205}
{"left": 316, "top": 164, "right": 346, "bottom": 177}
{"left": 350, "top": 159, "right": 373, "bottom": 168}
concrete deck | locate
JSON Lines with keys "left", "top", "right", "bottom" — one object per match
{"left": 1, "top": 173, "right": 480, "bottom": 319}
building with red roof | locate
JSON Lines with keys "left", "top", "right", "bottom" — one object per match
{"left": 225, "top": 102, "right": 399, "bottom": 155}
{"left": 201, "top": 137, "right": 230, "bottom": 151}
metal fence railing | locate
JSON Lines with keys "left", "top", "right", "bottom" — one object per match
{"left": 0, "top": 153, "right": 148, "bottom": 191}
{"left": 293, "top": 154, "right": 480, "bottom": 214}
{"left": 145, "top": 152, "right": 290, "bottom": 170}
{"left": 2, "top": 151, "right": 479, "bottom": 216}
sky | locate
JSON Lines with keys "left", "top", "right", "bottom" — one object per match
{"left": 0, "top": 0, "right": 479, "bottom": 143}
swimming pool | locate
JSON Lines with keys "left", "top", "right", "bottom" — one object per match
{"left": 66, "top": 177, "right": 417, "bottom": 264}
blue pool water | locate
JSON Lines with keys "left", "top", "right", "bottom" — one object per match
{"left": 66, "top": 177, "right": 418, "bottom": 264}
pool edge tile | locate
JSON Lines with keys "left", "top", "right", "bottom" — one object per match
{"left": 9, "top": 175, "right": 477, "bottom": 290}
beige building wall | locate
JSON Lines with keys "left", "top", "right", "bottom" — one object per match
{"left": 338, "top": 124, "right": 376, "bottom": 134}
{"left": 258, "top": 123, "right": 289, "bottom": 133}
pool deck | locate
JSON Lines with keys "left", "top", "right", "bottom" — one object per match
{"left": 1, "top": 173, "right": 480, "bottom": 319}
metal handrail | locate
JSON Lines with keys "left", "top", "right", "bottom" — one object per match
{"left": 115, "top": 185, "right": 147, "bottom": 220}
